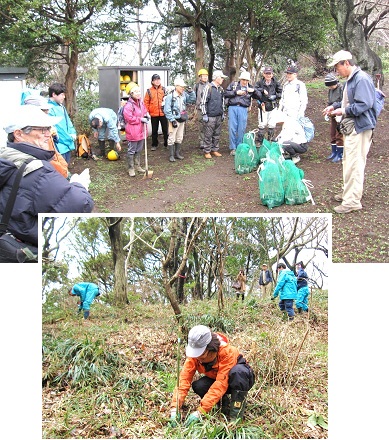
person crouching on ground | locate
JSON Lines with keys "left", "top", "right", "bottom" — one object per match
{"left": 169, "top": 325, "right": 255, "bottom": 427}
{"left": 68, "top": 282, "right": 100, "bottom": 319}
{"left": 123, "top": 82, "right": 149, "bottom": 177}
{"left": 163, "top": 77, "right": 196, "bottom": 163}
{"left": 89, "top": 107, "right": 122, "bottom": 158}
{"left": 271, "top": 263, "right": 297, "bottom": 321}
{"left": 295, "top": 261, "right": 309, "bottom": 313}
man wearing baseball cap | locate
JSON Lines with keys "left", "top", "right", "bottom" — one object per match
{"left": 0, "top": 105, "right": 94, "bottom": 262}
{"left": 169, "top": 325, "right": 255, "bottom": 427}
{"left": 322, "top": 50, "right": 377, "bottom": 214}
{"left": 254, "top": 66, "right": 283, "bottom": 144}
{"left": 279, "top": 65, "right": 308, "bottom": 120}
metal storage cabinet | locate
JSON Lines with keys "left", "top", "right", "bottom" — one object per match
{"left": 98, "top": 66, "right": 170, "bottom": 112}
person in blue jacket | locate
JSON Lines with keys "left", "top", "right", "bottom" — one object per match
{"left": 295, "top": 261, "right": 309, "bottom": 313}
{"left": 48, "top": 82, "right": 77, "bottom": 163}
{"left": 89, "top": 107, "right": 122, "bottom": 157}
{"left": 271, "top": 263, "right": 297, "bottom": 321}
{"left": 68, "top": 282, "right": 100, "bottom": 319}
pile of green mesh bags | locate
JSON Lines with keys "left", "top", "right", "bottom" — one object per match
{"left": 258, "top": 142, "right": 314, "bottom": 208}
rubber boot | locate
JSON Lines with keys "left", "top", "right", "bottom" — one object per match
{"left": 229, "top": 390, "right": 248, "bottom": 421}
{"left": 175, "top": 143, "right": 184, "bottom": 160}
{"left": 169, "top": 145, "right": 176, "bottom": 162}
{"left": 128, "top": 154, "right": 136, "bottom": 177}
{"left": 108, "top": 139, "right": 115, "bottom": 152}
{"left": 221, "top": 394, "right": 230, "bottom": 416}
{"left": 267, "top": 128, "right": 275, "bottom": 141}
{"left": 98, "top": 140, "right": 106, "bottom": 157}
{"left": 134, "top": 153, "right": 145, "bottom": 173}
{"left": 256, "top": 129, "right": 265, "bottom": 145}
{"left": 332, "top": 146, "right": 343, "bottom": 163}
{"left": 326, "top": 144, "right": 337, "bottom": 160}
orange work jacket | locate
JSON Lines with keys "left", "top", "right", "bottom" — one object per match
{"left": 144, "top": 85, "right": 166, "bottom": 117}
{"left": 170, "top": 333, "right": 240, "bottom": 413}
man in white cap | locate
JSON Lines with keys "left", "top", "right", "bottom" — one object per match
{"left": 224, "top": 71, "right": 261, "bottom": 155}
{"left": 163, "top": 77, "right": 195, "bottom": 162}
{"left": 199, "top": 70, "right": 226, "bottom": 159}
{"left": 322, "top": 50, "right": 377, "bottom": 214}
{"left": 0, "top": 105, "right": 94, "bottom": 262}
{"left": 169, "top": 325, "right": 255, "bottom": 427}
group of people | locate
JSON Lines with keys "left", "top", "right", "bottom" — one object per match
{"left": 233, "top": 262, "right": 309, "bottom": 321}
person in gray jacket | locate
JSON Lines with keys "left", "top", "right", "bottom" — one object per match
{"left": 199, "top": 70, "right": 227, "bottom": 159}
{"left": 323, "top": 50, "right": 377, "bottom": 214}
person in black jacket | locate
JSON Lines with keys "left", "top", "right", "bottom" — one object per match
{"left": 255, "top": 66, "right": 283, "bottom": 144}
{"left": 199, "top": 70, "right": 227, "bottom": 159}
{"left": 0, "top": 105, "right": 94, "bottom": 262}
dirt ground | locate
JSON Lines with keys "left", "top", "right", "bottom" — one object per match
{"left": 70, "top": 79, "right": 388, "bottom": 263}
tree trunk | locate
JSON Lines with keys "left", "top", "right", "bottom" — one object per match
{"left": 194, "top": 25, "right": 205, "bottom": 77}
{"left": 108, "top": 217, "right": 128, "bottom": 305}
{"left": 330, "top": 0, "right": 383, "bottom": 84}
{"left": 64, "top": 47, "right": 79, "bottom": 118}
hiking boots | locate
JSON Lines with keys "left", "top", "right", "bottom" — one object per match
{"left": 334, "top": 204, "right": 362, "bottom": 214}
{"left": 229, "top": 390, "right": 248, "bottom": 421}
{"left": 211, "top": 151, "right": 222, "bottom": 157}
{"left": 204, "top": 153, "right": 212, "bottom": 159}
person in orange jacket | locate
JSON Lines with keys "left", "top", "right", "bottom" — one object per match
{"left": 144, "top": 74, "right": 168, "bottom": 151}
{"left": 169, "top": 325, "right": 255, "bottom": 427}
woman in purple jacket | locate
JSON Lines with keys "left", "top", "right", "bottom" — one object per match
{"left": 123, "top": 82, "right": 149, "bottom": 177}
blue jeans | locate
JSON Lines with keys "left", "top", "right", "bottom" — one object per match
{"left": 228, "top": 105, "right": 248, "bottom": 150}
{"left": 279, "top": 299, "right": 295, "bottom": 320}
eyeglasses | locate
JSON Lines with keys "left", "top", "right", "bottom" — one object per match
{"left": 30, "top": 126, "right": 51, "bottom": 134}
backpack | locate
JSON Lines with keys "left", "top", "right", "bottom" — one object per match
{"left": 297, "top": 116, "right": 315, "bottom": 142}
{"left": 374, "top": 88, "right": 385, "bottom": 117}
{"left": 76, "top": 134, "right": 92, "bottom": 159}
{"left": 117, "top": 105, "right": 126, "bottom": 130}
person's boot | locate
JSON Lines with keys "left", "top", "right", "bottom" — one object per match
{"left": 326, "top": 144, "right": 337, "bottom": 160}
{"left": 98, "top": 140, "right": 106, "bottom": 157}
{"left": 134, "top": 153, "right": 145, "bottom": 173}
{"left": 175, "top": 143, "right": 184, "bottom": 160}
{"left": 169, "top": 145, "right": 176, "bottom": 162}
{"left": 332, "top": 146, "right": 343, "bottom": 163}
{"left": 256, "top": 129, "right": 265, "bottom": 145}
{"left": 108, "top": 139, "right": 115, "bottom": 152}
{"left": 221, "top": 394, "right": 230, "bottom": 416}
{"left": 267, "top": 128, "right": 275, "bottom": 141}
{"left": 229, "top": 390, "right": 248, "bottom": 421}
{"left": 128, "top": 154, "right": 136, "bottom": 177}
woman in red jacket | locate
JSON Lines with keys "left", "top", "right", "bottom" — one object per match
{"left": 169, "top": 325, "right": 255, "bottom": 427}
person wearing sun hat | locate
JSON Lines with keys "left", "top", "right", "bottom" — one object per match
{"left": 0, "top": 105, "right": 94, "bottom": 262}
{"left": 322, "top": 50, "right": 377, "bottom": 214}
{"left": 169, "top": 325, "right": 255, "bottom": 427}
{"left": 279, "top": 65, "right": 308, "bottom": 120}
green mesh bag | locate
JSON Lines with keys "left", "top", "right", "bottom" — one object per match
{"left": 235, "top": 142, "right": 256, "bottom": 174}
{"left": 283, "top": 160, "right": 312, "bottom": 205}
{"left": 258, "top": 159, "right": 285, "bottom": 208}
{"left": 243, "top": 132, "right": 259, "bottom": 165}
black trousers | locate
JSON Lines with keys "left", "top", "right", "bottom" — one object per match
{"left": 151, "top": 115, "right": 168, "bottom": 147}
{"left": 192, "top": 356, "right": 255, "bottom": 398}
{"left": 282, "top": 141, "right": 308, "bottom": 156}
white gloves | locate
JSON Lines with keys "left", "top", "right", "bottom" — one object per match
{"left": 70, "top": 168, "right": 91, "bottom": 190}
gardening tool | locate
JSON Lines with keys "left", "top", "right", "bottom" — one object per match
{"left": 142, "top": 123, "right": 153, "bottom": 179}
